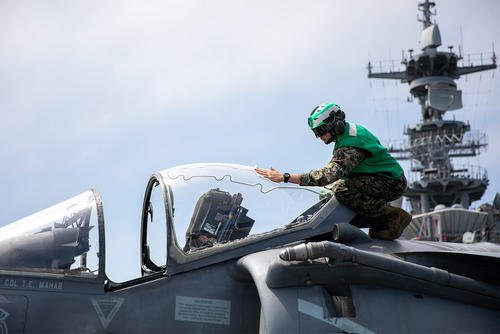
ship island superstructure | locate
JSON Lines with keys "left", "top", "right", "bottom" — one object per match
{"left": 367, "top": 0, "right": 497, "bottom": 242}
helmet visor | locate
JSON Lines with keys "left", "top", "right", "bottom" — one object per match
{"left": 311, "top": 122, "right": 334, "bottom": 137}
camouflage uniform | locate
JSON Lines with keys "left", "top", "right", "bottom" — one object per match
{"left": 299, "top": 146, "right": 407, "bottom": 218}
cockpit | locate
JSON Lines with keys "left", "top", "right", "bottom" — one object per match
{"left": 162, "top": 164, "right": 327, "bottom": 244}
{"left": 141, "top": 163, "right": 337, "bottom": 274}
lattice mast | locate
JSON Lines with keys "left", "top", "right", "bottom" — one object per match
{"left": 367, "top": 0, "right": 497, "bottom": 213}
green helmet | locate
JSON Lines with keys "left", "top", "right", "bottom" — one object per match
{"left": 308, "top": 103, "right": 346, "bottom": 138}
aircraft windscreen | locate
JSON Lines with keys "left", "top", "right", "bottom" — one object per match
{"left": 0, "top": 191, "right": 101, "bottom": 277}
{"left": 160, "top": 163, "right": 329, "bottom": 253}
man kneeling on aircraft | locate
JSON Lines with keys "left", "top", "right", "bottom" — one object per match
{"left": 256, "top": 102, "right": 412, "bottom": 240}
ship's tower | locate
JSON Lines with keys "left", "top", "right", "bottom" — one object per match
{"left": 368, "top": 0, "right": 496, "bottom": 215}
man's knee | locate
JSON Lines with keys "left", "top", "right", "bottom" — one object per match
{"left": 331, "top": 179, "right": 353, "bottom": 203}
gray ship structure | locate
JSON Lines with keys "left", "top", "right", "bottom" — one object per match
{"left": 368, "top": 0, "right": 498, "bottom": 243}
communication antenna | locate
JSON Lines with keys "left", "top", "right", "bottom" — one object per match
{"left": 417, "top": 0, "right": 436, "bottom": 28}
{"left": 492, "top": 42, "right": 497, "bottom": 65}
{"left": 459, "top": 25, "right": 464, "bottom": 59}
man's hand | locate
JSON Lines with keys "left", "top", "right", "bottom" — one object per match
{"left": 255, "top": 167, "right": 284, "bottom": 183}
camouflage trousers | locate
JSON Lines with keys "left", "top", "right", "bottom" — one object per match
{"left": 331, "top": 174, "right": 407, "bottom": 217}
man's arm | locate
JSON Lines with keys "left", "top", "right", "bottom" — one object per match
{"left": 255, "top": 167, "right": 301, "bottom": 184}
{"left": 255, "top": 147, "right": 368, "bottom": 186}
{"left": 299, "top": 147, "right": 369, "bottom": 186}
{"left": 299, "top": 147, "right": 368, "bottom": 186}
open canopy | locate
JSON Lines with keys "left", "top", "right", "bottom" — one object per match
{"left": 0, "top": 190, "right": 104, "bottom": 277}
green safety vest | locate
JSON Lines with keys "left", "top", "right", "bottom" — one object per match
{"left": 334, "top": 122, "right": 403, "bottom": 179}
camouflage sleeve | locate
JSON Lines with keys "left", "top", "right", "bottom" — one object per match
{"left": 299, "top": 147, "right": 368, "bottom": 186}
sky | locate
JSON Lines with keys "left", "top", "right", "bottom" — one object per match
{"left": 1, "top": 0, "right": 498, "bottom": 281}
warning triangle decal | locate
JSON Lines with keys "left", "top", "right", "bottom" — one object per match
{"left": 90, "top": 297, "right": 124, "bottom": 329}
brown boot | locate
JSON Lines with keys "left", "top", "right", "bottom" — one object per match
{"left": 374, "top": 206, "right": 412, "bottom": 241}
